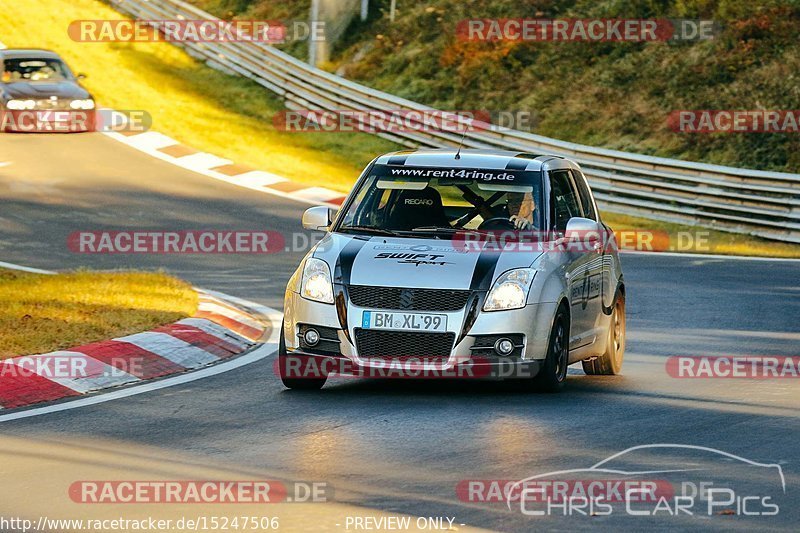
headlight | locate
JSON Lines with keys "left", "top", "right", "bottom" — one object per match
{"left": 6, "top": 99, "right": 36, "bottom": 110}
{"left": 300, "top": 257, "right": 334, "bottom": 304}
{"left": 69, "top": 99, "right": 95, "bottom": 110}
{"left": 483, "top": 268, "right": 536, "bottom": 311}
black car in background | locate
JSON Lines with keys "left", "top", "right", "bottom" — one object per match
{"left": 0, "top": 48, "right": 95, "bottom": 132}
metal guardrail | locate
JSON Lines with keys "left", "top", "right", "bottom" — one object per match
{"left": 111, "top": 0, "right": 800, "bottom": 243}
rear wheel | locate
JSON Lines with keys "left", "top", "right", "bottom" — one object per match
{"left": 278, "top": 331, "right": 327, "bottom": 390}
{"left": 582, "top": 293, "right": 626, "bottom": 375}
{"left": 531, "top": 307, "right": 569, "bottom": 393}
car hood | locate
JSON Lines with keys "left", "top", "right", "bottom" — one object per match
{"left": 313, "top": 233, "right": 542, "bottom": 291}
{"left": 2, "top": 81, "right": 90, "bottom": 100}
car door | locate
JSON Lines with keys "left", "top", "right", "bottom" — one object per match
{"left": 549, "top": 169, "right": 594, "bottom": 350}
{"left": 570, "top": 168, "right": 605, "bottom": 348}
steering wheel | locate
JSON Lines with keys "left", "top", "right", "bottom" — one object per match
{"left": 478, "top": 217, "right": 517, "bottom": 231}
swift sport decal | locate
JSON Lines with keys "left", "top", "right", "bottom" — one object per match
{"left": 374, "top": 252, "right": 453, "bottom": 266}
{"left": 350, "top": 238, "right": 484, "bottom": 289}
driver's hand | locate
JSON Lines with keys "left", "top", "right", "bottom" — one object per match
{"left": 510, "top": 215, "right": 532, "bottom": 230}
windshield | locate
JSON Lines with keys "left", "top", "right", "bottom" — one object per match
{"left": 336, "top": 164, "right": 544, "bottom": 237}
{"left": 1, "top": 58, "right": 72, "bottom": 82}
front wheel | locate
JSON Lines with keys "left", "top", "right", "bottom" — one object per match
{"left": 278, "top": 331, "right": 327, "bottom": 390}
{"left": 531, "top": 307, "right": 570, "bottom": 392}
{"left": 582, "top": 293, "right": 626, "bottom": 375}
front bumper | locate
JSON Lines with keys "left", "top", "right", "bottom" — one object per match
{"left": 283, "top": 289, "right": 557, "bottom": 375}
{"left": 280, "top": 349, "right": 542, "bottom": 381}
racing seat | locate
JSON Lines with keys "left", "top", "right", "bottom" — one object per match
{"left": 384, "top": 187, "right": 450, "bottom": 231}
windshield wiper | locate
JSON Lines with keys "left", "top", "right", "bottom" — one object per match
{"left": 339, "top": 225, "right": 400, "bottom": 237}
{"left": 412, "top": 225, "right": 484, "bottom": 234}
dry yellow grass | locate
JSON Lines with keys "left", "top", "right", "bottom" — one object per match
{"left": 0, "top": 269, "right": 197, "bottom": 359}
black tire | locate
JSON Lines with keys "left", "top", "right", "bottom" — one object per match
{"left": 582, "top": 292, "right": 626, "bottom": 375}
{"left": 278, "top": 331, "right": 327, "bottom": 390}
{"left": 531, "top": 306, "right": 570, "bottom": 393}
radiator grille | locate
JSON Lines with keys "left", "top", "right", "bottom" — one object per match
{"left": 348, "top": 286, "right": 470, "bottom": 311}
{"left": 355, "top": 329, "right": 455, "bottom": 359}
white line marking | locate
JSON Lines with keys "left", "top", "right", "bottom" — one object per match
{"left": 293, "top": 186, "right": 347, "bottom": 202}
{"left": 120, "top": 131, "right": 180, "bottom": 151}
{"left": 173, "top": 152, "right": 232, "bottom": 172}
{"left": 0, "top": 261, "right": 55, "bottom": 274}
{"left": 234, "top": 170, "right": 287, "bottom": 187}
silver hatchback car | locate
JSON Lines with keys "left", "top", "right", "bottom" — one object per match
{"left": 280, "top": 149, "right": 625, "bottom": 391}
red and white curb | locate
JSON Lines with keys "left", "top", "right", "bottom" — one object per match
{"left": 102, "top": 119, "right": 348, "bottom": 209}
{"left": 0, "top": 289, "right": 271, "bottom": 411}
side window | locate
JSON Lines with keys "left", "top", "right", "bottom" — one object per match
{"left": 571, "top": 170, "right": 597, "bottom": 220}
{"left": 549, "top": 170, "right": 581, "bottom": 232}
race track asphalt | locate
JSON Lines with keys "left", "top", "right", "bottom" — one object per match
{"left": 0, "top": 133, "right": 798, "bottom": 532}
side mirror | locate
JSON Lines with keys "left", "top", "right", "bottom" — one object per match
{"left": 76, "top": 73, "right": 87, "bottom": 80}
{"left": 302, "top": 206, "right": 333, "bottom": 231}
{"left": 562, "top": 217, "right": 604, "bottom": 252}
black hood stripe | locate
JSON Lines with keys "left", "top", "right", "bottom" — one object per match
{"left": 505, "top": 157, "right": 531, "bottom": 170}
{"left": 387, "top": 155, "right": 409, "bottom": 166}
{"left": 333, "top": 236, "right": 369, "bottom": 286}
{"left": 469, "top": 248, "right": 502, "bottom": 291}
{"left": 332, "top": 236, "right": 370, "bottom": 345}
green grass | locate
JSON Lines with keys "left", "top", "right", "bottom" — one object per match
{"left": 323, "top": 0, "right": 800, "bottom": 172}
{"left": 602, "top": 212, "right": 800, "bottom": 258}
{"left": 0, "top": 268, "right": 198, "bottom": 359}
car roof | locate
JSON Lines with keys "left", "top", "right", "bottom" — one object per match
{"left": 374, "top": 148, "right": 578, "bottom": 172}
{"left": 0, "top": 49, "right": 63, "bottom": 60}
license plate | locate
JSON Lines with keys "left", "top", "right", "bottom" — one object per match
{"left": 361, "top": 311, "right": 447, "bottom": 332}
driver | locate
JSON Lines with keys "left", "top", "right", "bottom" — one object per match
{"left": 507, "top": 192, "right": 535, "bottom": 230}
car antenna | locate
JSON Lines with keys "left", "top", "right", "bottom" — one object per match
{"left": 454, "top": 127, "right": 467, "bottom": 160}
